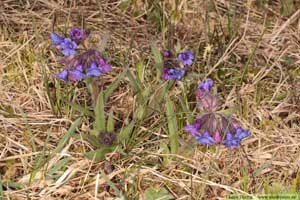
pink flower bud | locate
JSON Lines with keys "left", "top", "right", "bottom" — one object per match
{"left": 214, "top": 131, "right": 222, "bottom": 143}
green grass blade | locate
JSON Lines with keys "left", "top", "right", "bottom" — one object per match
{"left": 53, "top": 118, "right": 82, "bottom": 155}
{"left": 68, "top": 102, "right": 93, "bottom": 117}
{"left": 178, "top": 96, "right": 193, "bottom": 124}
{"left": 166, "top": 96, "right": 179, "bottom": 154}
{"left": 118, "top": 121, "right": 135, "bottom": 144}
{"left": 126, "top": 69, "right": 141, "bottom": 94}
{"left": 94, "top": 92, "right": 106, "bottom": 132}
{"left": 48, "top": 158, "right": 70, "bottom": 175}
{"left": 104, "top": 70, "right": 126, "bottom": 102}
{"left": 30, "top": 131, "right": 50, "bottom": 184}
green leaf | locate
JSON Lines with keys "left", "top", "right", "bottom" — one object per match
{"left": 68, "top": 102, "right": 93, "bottom": 117}
{"left": 148, "top": 81, "right": 174, "bottom": 117}
{"left": 85, "top": 147, "right": 113, "bottom": 162}
{"left": 216, "top": 108, "right": 237, "bottom": 115}
{"left": 253, "top": 159, "right": 274, "bottom": 177}
{"left": 1, "top": 181, "right": 24, "bottom": 190}
{"left": 166, "top": 96, "right": 179, "bottom": 154}
{"left": 94, "top": 92, "right": 106, "bottom": 132}
{"left": 53, "top": 118, "right": 82, "bottom": 154}
{"left": 72, "top": 133, "right": 101, "bottom": 148}
{"left": 136, "top": 60, "right": 145, "bottom": 83}
{"left": 118, "top": 121, "right": 135, "bottom": 144}
{"left": 160, "top": 143, "right": 170, "bottom": 167}
{"left": 178, "top": 96, "right": 193, "bottom": 123}
{"left": 126, "top": 69, "right": 142, "bottom": 94}
{"left": 151, "top": 42, "right": 163, "bottom": 79}
{"left": 103, "top": 70, "right": 126, "bottom": 103}
{"left": 144, "top": 187, "right": 172, "bottom": 200}
{"left": 48, "top": 158, "right": 70, "bottom": 175}
{"left": 107, "top": 110, "right": 114, "bottom": 132}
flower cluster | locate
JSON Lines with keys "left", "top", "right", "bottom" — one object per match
{"left": 51, "top": 27, "right": 111, "bottom": 82}
{"left": 161, "top": 50, "right": 194, "bottom": 80}
{"left": 184, "top": 79, "right": 250, "bottom": 148}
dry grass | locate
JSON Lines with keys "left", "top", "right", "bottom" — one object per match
{"left": 0, "top": 0, "right": 300, "bottom": 199}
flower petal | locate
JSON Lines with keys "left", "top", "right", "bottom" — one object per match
{"left": 68, "top": 69, "right": 84, "bottom": 82}
{"left": 100, "top": 64, "right": 111, "bottom": 73}
{"left": 51, "top": 33, "right": 64, "bottom": 46}
{"left": 55, "top": 69, "right": 68, "bottom": 81}
{"left": 86, "top": 63, "right": 102, "bottom": 77}
{"left": 235, "top": 128, "right": 250, "bottom": 141}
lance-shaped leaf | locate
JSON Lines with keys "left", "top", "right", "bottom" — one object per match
{"left": 136, "top": 60, "right": 145, "bottom": 83}
{"left": 94, "top": 92, "right": 106, "bottom": 132}
{"left": 107, "top": 110, "right": 114, "bottom": 132}
{"left": 118, "top": 120, "right": 135, "bottom": 144}
{"left": 151, "top": 42, "right": 163, "bottom": 79}
{"left": 166, "top": 96, "right": 179, "bottom": 154}
{"left": 85, "top": 147, "right": 114, "bottom": 162}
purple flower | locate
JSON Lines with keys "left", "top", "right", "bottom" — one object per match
{"left": 51, "top": 33, "right": 64, "bottom": 46}
{"left": 55, "top": 65, "right": 84, "bottom": 82}
{"left": 184, "top": 122, "right": 201, "bottom": 137}
{"left": 60, "top": 38, "right": 77, "bottom": 56}
{"left": 86, "top": 62, "right": 102, "bottom": 77}
{"left": 70, "top": 27, "right": 83, "bottom": 41}
{"left": 196, "top": 131, "right": 215, "bottom": 145}
{"left": 199, "top": 78, "right": 213, "bottom": 92}
{"left": 163, "top": 50, "right": 171, "bottom": 58}
{"left": 178, "top": 50, "right": 194, "bottom": 65}
{"left": 98, "top": 58, "right": 111, "bottom": 73}
{"left": 68, "top": 70, "right": 84, "bottom": 82}
{"left": 235, "top": 128, "right": 250, "bottom": 141}
{"left": 222, "top": 132, "right": 241, "bottom": 148}
{"left": 213, "top": 131, "right": 222, "bottom": 143}
{"left": 162, "top": 68, "right": 186, "bottom": 80}
{"left": 55, "top": 69, "right": 68, "bottom": 81}
{"left": 68, "top": 65, "right": 84, "bottom": 82}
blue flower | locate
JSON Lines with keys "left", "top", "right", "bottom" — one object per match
{"left": 199, "top": 78, "right": 213, "bottom": 92}
{"left": 55, "top": 65, "right": 84, "bottom": 82}
{"left": 196, "top": 131, "right": 215, "bottom": 145}
{"left": 162, "top": 68, "right": 186, "bottom": 80}
{"left": 235, "top": 127, "right": 250, "bottom": 141}
{"left": 184, "top": 122, "right": 201, "bottom": 137}
{"left": 68, "top": 70, "right": 84, "bottom": 82}
{"left": 51, "top": 33, "right": 64, "bottom": 46}
{"left": 86, "top": 62, "right": 102, "bottom": 77}
{"left": 68, "top": 64, "right": 84, "bottom": 82}
{"left": 60, "top": 38, "right": 77, "bottom": 56}
{"left": 55, "top": 69, "right": 68, "bottom": 81}
{"left": 178, "top": 50, "right": 194, "bottom": 65}
{"left": 222, "top": 131, "right": 241, "bottom": 148}
{"left": 70, "top": 27, "right": 83, "bottom": 41}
